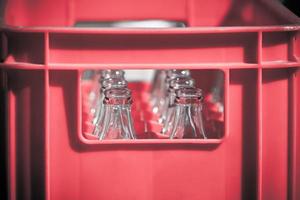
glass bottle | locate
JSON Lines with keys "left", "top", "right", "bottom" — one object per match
{"left": 82, "top": 70, "right": 101, "bottom": 109}
{"left": 150, "top": 70, "right": 166, "bottom": 114}
{"left": 150, "top": 70, "right": 166, "bottom": 101}
{"left": 90, "top": 70, "right": 125, "bottom": 116}
{"left": 92, "top": 78, "right": 128, "bottom": 132}
{"left": 96, "top": 88, "right": 136, "bottom": 140}
{"left": 152, "top": 69, "right": 191, "bottom": 115}
{"left": 160, "top": 77, "right": 195, "bottom": 131}
{"left": 166, "top": 87, "right": 207, "bottom": 139}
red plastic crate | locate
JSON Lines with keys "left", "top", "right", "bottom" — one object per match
{"left": 0, "top": 0, "right": 300, "bottom": 199}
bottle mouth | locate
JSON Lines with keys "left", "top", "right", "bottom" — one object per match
{"left": 101, "top": 70, "right": 125, "bottom": 80}
{"left": 104, "top": 88, "right": 132, "bottom": 105}
{"left": 101, "top": 78, "right": 128, "bottom": 90}
{"left": 169, "top": 77, "right": 195, "bottom": 90}
{"left": 166, "top": 69, "right": 190, "bottom": 79}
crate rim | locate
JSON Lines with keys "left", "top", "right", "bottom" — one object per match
{"left": 1, "top": 25, "right": 300, "bottom": 34}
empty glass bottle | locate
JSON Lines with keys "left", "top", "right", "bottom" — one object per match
{"left": 160, "top": 77, "right": 195, "bottom": 131}
{"left": 95, "top": 88, "right": 136, "bottom": 140}
{"left": 166, "top": 87, "right": 207, "bottom": 139}
{"left": 90, "top": 70, "right": 125, "bottom": 116}
{"left": 92, "top": 78, "right": 128, "bottom": 133}
{"left": 152, "top": 69, "right": 191, "bottom": 116}
{"left": 150, "top": 70, "right": 166, "bottom": 103}
{"left": 83, "top": 70, "right": 101, "bottom": 110}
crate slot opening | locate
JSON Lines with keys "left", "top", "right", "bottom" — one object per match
{"left": 80, "top": 69, "right": 225, "bottom": 143}
{"left": 5, "top": 32, "right": 45, "bottom": 65}
{"left": 262, "top": 32, "right": 298, "bottom": 63}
